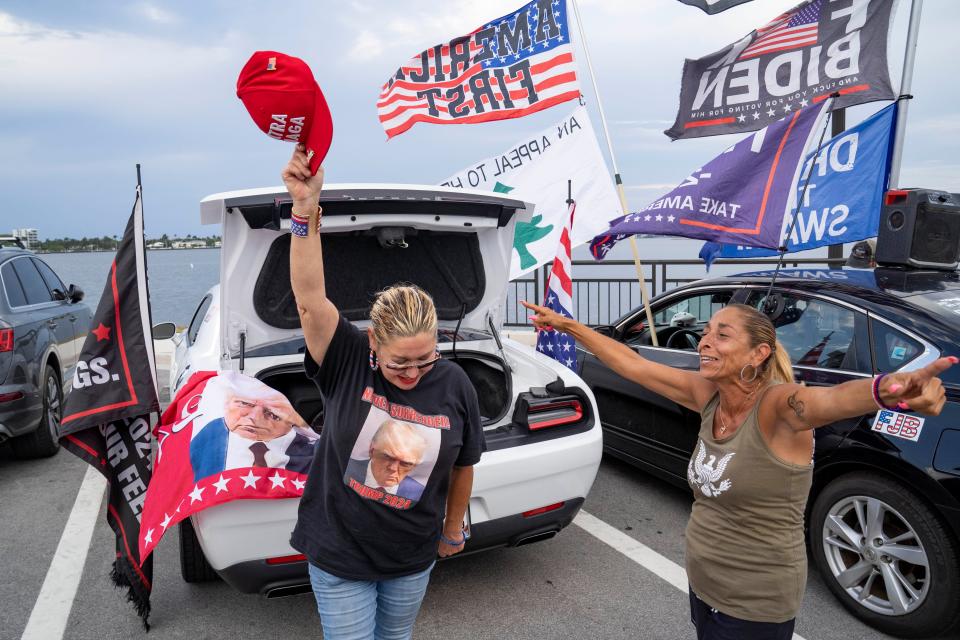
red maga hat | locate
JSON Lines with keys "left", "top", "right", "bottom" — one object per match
{"left": 237, "top": 51, "right": 333, "bottom": 175}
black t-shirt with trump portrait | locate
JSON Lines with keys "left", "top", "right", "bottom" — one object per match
{"left": 291, "top": 315, "right": 485, "bottom": 580}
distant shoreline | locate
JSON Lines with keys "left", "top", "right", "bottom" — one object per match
{"left": 35, "top": 246, "right": 220, "bottom": 254}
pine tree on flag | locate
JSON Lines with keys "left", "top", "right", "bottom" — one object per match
{"left": 536, "top": 200, "right": 577, "bottom": 371}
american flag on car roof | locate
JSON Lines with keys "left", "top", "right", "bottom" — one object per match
{"left": 738, "top": 0, "right": 822, "bottom": 60}
{"left": 378, "top": 0, "right": 581, "bottom": 139}
{"left": 536, "top": 201, "right": 577, "bottom": 371}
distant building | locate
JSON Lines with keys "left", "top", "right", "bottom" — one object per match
{"left": 147, "top": 241, "right": 167, "bottom": 249}
{"left": 12, "top": 228, "right": 38, "bottom": 250}
{"left": 171, "top": 239, "right": 207, "bottom": 249}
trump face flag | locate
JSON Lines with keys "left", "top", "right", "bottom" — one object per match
{"left": 666, "top": 0, "right": 895, "bottom": 140}
{"left": 536, "top": 201, "right": 578, "bottom": 371}
{"left": 378, "top": 0, "right": 581, "bottom": 138}
{"left": 591, "top": 98, "right": 830, "bottom": 258}
{"left": 708, "top": 103, "right": 896, "bottom": 259}
{"left": 59, "top": 186, "right": 160, "bottom": 627}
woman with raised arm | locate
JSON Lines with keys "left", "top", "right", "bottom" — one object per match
{"left": 285, "top": 146, "right": 484, "bottom": 640}
{"left": 522, "top": 299, "right": 953, "bottom": 640}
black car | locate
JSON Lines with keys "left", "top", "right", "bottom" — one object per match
{"left": 577, "top": 267, "right": 960, "bottom": 639}
{"left": 0, "top": 247, "right": 91, "bottom": 458}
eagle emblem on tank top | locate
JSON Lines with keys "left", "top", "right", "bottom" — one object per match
{"left": 687, "top": 439, "right": 735, "bottom": 498}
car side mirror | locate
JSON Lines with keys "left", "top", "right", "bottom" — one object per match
{"left": 152, "top": 322, "right": 177, "bottom": 341}
{"left": 51, "top": 288, "right": 67, "bottom": 301}
{"left": 67, "top": 284, "right": 84, "bottom": 303}
{"left": 592, "top": 324, "right": 620, "bottom": 340}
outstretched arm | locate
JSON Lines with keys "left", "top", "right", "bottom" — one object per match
{"left": 284, "top": 147, "right": 339, "bottom": 365}
{"left": 521, "top": 301, "right": 716, "bottom": 412}
{"left": 764, "top": 356, "right": 956, "bottom": 431}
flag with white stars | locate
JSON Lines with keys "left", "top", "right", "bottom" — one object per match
{"left": 591, "top": 98, "right": 831, "bottom": 256}
{"left": 666, "top": 0, "right": 896, "bottom": 140}
{"left": 537, "top": 201, "right": 578, "bottom": 371}
{"left": 379, "top": 0, "right": 580, "bottom": 138}
{"left": 58, "top": 186, "right": 160, "bottom": 628}
{"left": 140, "top": 371, "right": 317, "bottom": 568}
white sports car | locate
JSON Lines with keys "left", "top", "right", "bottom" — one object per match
{"left": 170, "top": 183, "right": 603, "bottom": 596}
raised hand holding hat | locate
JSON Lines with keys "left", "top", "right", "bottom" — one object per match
{"left": 237, "top": 51, "right": 333, "bottom": 175}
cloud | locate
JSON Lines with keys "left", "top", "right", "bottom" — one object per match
{"left": 0, "top": 11, "right": 233, "bottom": 119}
{"left": 625, "top": 183, "right": 677, "bottom": 191}
{"left": 134, "top": 3, "right": 178, "bottom": 25}
{"left": 347, "top": 29, "right": 384, "bottom": 62}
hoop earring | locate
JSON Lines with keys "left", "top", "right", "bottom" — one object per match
{"left": 369, "top": 349, "right": 379, "bottom": 371}
{"left": 740, "top": 363, "right": 758, "bottom": 383}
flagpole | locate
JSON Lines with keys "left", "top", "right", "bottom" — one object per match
{"left": 888, "top": 0, "right": 923, "bottom": 189}
{"left": 569, "top": 0, "right": 659, "bottom": 345}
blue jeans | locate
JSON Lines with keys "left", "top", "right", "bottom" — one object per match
{"left": 308, "top": 562, "right": 435, "bottom": 640}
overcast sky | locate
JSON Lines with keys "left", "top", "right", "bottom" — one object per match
{"left": 0, "top": 0, "right": 956, "bottom": 240}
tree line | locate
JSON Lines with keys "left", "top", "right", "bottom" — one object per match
{"left": 34, "top": 234, "right": 222, "bottom": 252}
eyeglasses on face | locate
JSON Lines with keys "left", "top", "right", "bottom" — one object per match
{"left": 381, "top": 349, "right": 442, "bottom": 373}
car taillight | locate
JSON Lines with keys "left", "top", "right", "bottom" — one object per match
{"left": 0, "top": 391, "right": 23, "bottom": 403}
{"left": 526, "top": 399, "right": 584, "bottom": 430}
{"left": 265, "top": 553, "right": 306, "bottom": 565}
{"left": 523, "top": 502, "right": 565, "bottom": 518}
{"left": 0, "top": 329, "right": 12, "bottom": 352}
{"left": 885, "top": 189, "right": 909, "bottom": 205}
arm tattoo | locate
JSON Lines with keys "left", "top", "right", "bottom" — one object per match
{"left": 787, "top": 391, "right": 805, "bottom": 419}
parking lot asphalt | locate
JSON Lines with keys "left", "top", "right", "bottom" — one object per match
{"left": 8, "top": 437, "right": 950, "bottom": 640}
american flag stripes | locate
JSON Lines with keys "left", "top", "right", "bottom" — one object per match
{"left": 378, "top": 0, "right": 581, "bottom": 139}
{"left": 536, "top": 201, "right": 578, "bottom": 371}
{"left": 738, "top": 0, "right": 822, "bottom": 60}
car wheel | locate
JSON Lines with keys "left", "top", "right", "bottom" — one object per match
{"left": 809, "top": 472, "right": 960, "bottom": 638}
{"left": 179, "top": 518, "right": 220, "bottom": 583}
{"left": 12, "top": 365, "right": 62, "bottom": 459}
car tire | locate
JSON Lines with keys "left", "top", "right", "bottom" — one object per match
{"left": 12, "top": 364, "right": 62, "bottom": 459}
{"left": 809, "top": 472, "right": 960, "bottom": 638}
{"left": 179, "top": 518, "right": 220, "bottom": 583}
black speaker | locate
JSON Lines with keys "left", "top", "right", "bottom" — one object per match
{"left": 876, "top": 189, "right": 960, "bottom": 270}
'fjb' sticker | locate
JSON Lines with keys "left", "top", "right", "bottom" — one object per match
{"left": 872, "top": 410, "right": 925, "bottom": 442}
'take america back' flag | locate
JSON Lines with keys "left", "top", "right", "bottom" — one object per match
{"left": 536, "top": 201, "right": 577, "bottom": 371}
{"left": 591, "top": 99, "right": 831, "bottom": 257}
{"left": 378, "top": 0, "right": 581, "bottom": 138}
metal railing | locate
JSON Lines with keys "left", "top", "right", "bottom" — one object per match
{"left": 503, "top": 256, "right": 847, "bottom": 327}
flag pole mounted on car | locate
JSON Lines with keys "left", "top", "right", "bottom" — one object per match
{"left": 888, "top": 0, "right": 923, "bottom": 189}
{"left": 568, "top": 0, "right": 659, "bottom": 345}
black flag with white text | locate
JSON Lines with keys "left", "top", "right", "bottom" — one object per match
{"left": 59, "top": 186, "right": 159, "bottom": 628}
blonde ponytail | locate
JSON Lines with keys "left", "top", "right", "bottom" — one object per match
{"left": 727, "top": 303, "right": 792, "bottom": 383}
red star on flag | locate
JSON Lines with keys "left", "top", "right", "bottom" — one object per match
{"left": 92, "top": 323, "right": 111, "bottom": 341}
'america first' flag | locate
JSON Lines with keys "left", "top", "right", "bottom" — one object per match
{"left": 537, "top": 201, "right": 577, "bottom": 371}
{"left": 378, "top": 0, "right": 581, "bottom": 139}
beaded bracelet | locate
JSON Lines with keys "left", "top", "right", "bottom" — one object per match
{"left": 290, "top": 206, "right": 322, "bottom": 237}
{"left": 439, "top": 529, "right": 466, "bottom": 546}
{"left": 872, "top": 373, "right": 900, "bottom": 411}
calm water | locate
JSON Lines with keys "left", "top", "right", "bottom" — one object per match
{"left": 41, "top": 249, "right": 220, "bottom": 328}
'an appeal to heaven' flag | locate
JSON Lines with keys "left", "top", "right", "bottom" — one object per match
{"left": 706, "top": 103, "right": 896, "bottom": 260}
{"left": 536, "top": 201, "right": 578, "bottom": 371}
{"left": 441, "top": 105, "right": 620, "bottom": 279}
{"left": 59, "top": 186, "right": 160, "bottom": 628}
{"left": 665, "top": 0, "right": 895, "bottom": 140}
{"left": 591, "top": 98, "right": 831, "bottom": 257}
{"left": 378, "top": 0, "right": 581, "bottom": 138}
{"left": 678, "top": 0, "right": 755, "bottom": 14}
{"left": 140, "top": 371, "right": 316, "bottom": 561}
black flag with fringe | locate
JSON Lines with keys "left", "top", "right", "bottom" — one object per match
{"left": 59, "top": 185, "right": 159, "bottom": 629}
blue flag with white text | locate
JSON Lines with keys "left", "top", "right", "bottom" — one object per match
{"left": 705, "top": 104, "right": 896, "bottom": 261}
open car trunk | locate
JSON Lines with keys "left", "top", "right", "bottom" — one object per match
{"left": 256, "top": 351, "right": 511, "bottom": 431}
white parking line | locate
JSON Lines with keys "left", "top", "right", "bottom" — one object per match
{"left": 574, "top": 510, "right": 808, "bottom": 640}
{"left": 21, "top": 466, "right": 106, "bottom": 640}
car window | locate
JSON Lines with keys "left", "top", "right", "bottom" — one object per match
{"left": 11, "top": 257, "right": 53, "bottom": 305}
{"left": 1, "top": 261, "right": 28, "bottom": 307}
{"left": 32, "top": 258, "right": 66, "bottom": 296}
{"left": 187, "top": 295, "right": 213, "bottom": 345}
{"left": 745, "top": 291, "right": 858, "bottom": 370}
{"left": 623, "top": 290, "right": 733, "bottom": 348}
{"left": 871, "top": 320, "right": 924, "bottom": 373}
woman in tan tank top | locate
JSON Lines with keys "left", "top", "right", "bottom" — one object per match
{"left": 522, "top": 300, "right": 953, "bottom": 639}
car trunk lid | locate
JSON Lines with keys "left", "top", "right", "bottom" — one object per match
{"left": 200, "top": 184, "right": 531, "bottom": 360}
